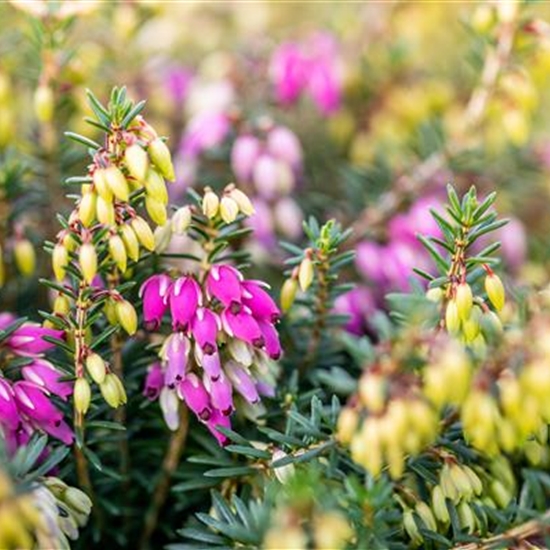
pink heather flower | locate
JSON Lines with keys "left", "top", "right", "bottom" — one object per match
{"left": 204, "top": 372, "right": 233, "bottom": 416}
{"left": 256, "top": 381, "right": 276, "bottom": 398}
{"left": 180, "top": 111, "right": 231, "bottom": 159}
{"left": 270, "top": 42, "right": 305, "bottom": 105}
{"left": 0, "top": 378, "right": 20, "bottom": 430}
{"left": 21, "top": 359, "right": 72, "bottom": 401}
{"left": 195, "top": 347, "right": 222, "bottom": 381}
{"left": 169, "top": 276, "right": 201, "bottom": 330}
{"left": 143, "top": 362, "right": 164, "bottom": 401}
{"left": 178, "top": 373, "right": 211, "bottom": 420}
{"left": 334, "top": 287, "right": 376, "bottom": 336}
{"left": 191, "top": 308, "right": 220, "bottom": 354}
{"left": 242, "top": 281, "right": 280, "bottom": 322}
{"left": 7, "top": 324, "right": 64, "bottom": 357}
{"left": 231, "top": 134, "right": 262, "bottom": 182}
{"left": 266, "top": 126, "right": 303, "bottom": 168}
{"left": 205, "top": 409, "right": 231, "bottom": 446}
{"left": 273, "top": 197, "right": 304, "bottom": 240}
{"left": 140, "top": 274, "right": 172, "bottom": 330}
{"left": 225, "top": 361, "right": 259, "bottom": 404}
{"left": 206, "top": 265, "right": 243, "bottom": 307}
{"left": 165, "top": 67, "right": 193, "bottom": 105}
{"left": 13, "top": 382, "right": 73, "bottom": 445}
{"left": 222, "top": 306, "right": 264, "bottom": 348}
{"left": 0, "top": 313, "right": 16, "bottom": 331}
{"left": 252, "top": 155, "right": 294, "bottom": 199}
{"left": 163, "top": 332, "right": 189, "bottom": 388}
{"left": 257, "top": 320, "right": 282, "bottom": 360}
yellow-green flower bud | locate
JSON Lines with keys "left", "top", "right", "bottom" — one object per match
{"left": 431, "top": 486, "right": 450, "bottom": 524}
{"left": 171, "top": 206, "right": 192, "bottom": 235}
{"left": 14, "top": 239, "right": 35, "bottom": 277}
{"left": 415, "top": 501, "right": 437, "bottom": 532}
{"left": 79, "top": 243, "right": 97, "bottom": 284}
{"left": 280, "top": 277, "right": 298, "bottom": 312}
{"left": 104, "top": 299, "right": 118, "bottom": 326}
{"left": 229, "top": 187, "right": 255, "bottom": 216}
{"left": 148, "top": 137, "right": 175, "bottom": 181}
{"left": 116, "top": 299, "right": 137, "bottom": 335}
{"left": 93, "top": 168, "right": 113, "bottom": 201}
{"left": 457, "top": 501, "right": 476, "bottom": 533}
{"left": 131, "top": 216, "right": 155, "bottom": 251}
{"left": 96, "top": 195, "right": 115, "bottom": 226}
{"left": 336, "top": 407, "right": 358, "bottom": 445}
{"left": 52, "top": 243, "right": 69, "bottom": 282}
{"left": 85, "top": 352, "right": 106, "bottom": 384}
{"left": 109, "top": 234, "right": 127, "bottom": 272}
{"left": 462, "top": 465, "right": 483, "bottom": 496}
{"left": 120, "top": 224, "right": 140, "bottom": 261}
{"left": 485, "top": 272, "right": 505, "bottom": 311}
{"left": 312, "top": 512, "right": 352, "bottom": 550}
{"left": 358, "top": 372, "right": 385, "bottom": 413}
{"left": 462, "top": 306, "right": 481, "bottom": 343}
{"left": 74, "top": 377, "right": 91, "bottom": 415}
{"left": 145, "top": 169, "right": 168, "bottom": 205}
{"left": 145, "top": 195, "right": 168, "bottom": 226}
{"left": 104, "top": 166, "right": 130, "bottom": 202}
{"left": 449, "top": 464, "right": 474, "bottom": 500}
{"left": 100, "top": 373, "right": 123, "bottom": 408}
{"left": 445, "top": 299, "right": 460, "bottom": 334}
{"left": 220, "top": 196, "right": 239, "bottom": 224}
{"left": 34, "top": 84, "right": 54, "bottom": 123}
{"left": 53, "top": 294, "right": 71, "bottom": 315}
{"left": 63, "top": 487, "right": 93, "bottom": 516}
{"left": 124, "top": 143, "right": 149, "bottom": 181}
{"left": 403, "top": 509, "right": 422, "bottom": 546}
{"left": 154, "top": 223, "right": 172, "bottom": 253}
{"left": 480, "top": 310, "right": 503, "bottom": 342}
{"left": 298, "top": 257, "right": 314, "bottom": 291}
{"left": 111, "top": 372, "right": 127, "bottom": 404}
{"left": 78, "top": 192, "right": 97, "bottom": 227}
{"left": 455, "top": 282, "right": 473, "bottom": 322}
{"left": 202, "top": 189, "right": 219, "bottom": 219}
{"left": 426, "top": 287, "right": 443, "bottom": 303}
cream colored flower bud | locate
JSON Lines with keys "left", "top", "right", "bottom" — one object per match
{"left": 403, "top": 509, "right": 422, "bottom": 546}
{"left": 78, "top": 192, "right": 97, "bottom": 227}
{"left": 336, "top": 407, "right": 358, "bottom": 445}
{"left": 104, "top": 299, "right": 118, "bottom": 326}
{"left": 79, "top": 243, "right": 97, "bottom": 284}
{"left": 313, "top": 512, "right": 352, "bottom": 550}
{"left": 229, "top": 187, "right": 255, "bottom": 216}
{"left": 53, "top": 294, "right": 71, "bottom": 315}
{"left": 298, "top": 257, "right": 314, "bottom": 291}
{"left": 74, "top": 377, "right": 91, "bottom": 414}
{"left": 111, "top": 372, "right": 127, "bottom": 404}
{"left": 280, "top": 277, "right": 298, "bottom": 312}
{"left": 93, "top": 168, "right": 113, "bottom": 201}
{"left": 116, "top": 299, "right": 137, "bottom": 335}
{"left": 96, "top": 195, "right": 115, "bottom": 226}
{"left": 415, "top": 501, "right": 437, "bottom": 532}
{"left": 154, "top": 223, "right": 172, "bottom": 253}
{"left": 202, "top": 189, "right": 219, "bottom": 218}
{"left": 171, "top": 206, "right": 192, "bottom": 235}
{"left": 485, "top": 272, "right": 505, "bottom": 312}
{"left": 145, "top": 195, "right": 168, "bottom": 226}
{"left": 358, "top": 372, "right": 385, "bottom": 413}
{"left": 431, "top": 486, "right": 450, "bottom": 524}
{"left": 457, "top": 501, "right": 476, "bottom": 534}
{"left": 131, "top": 216, "right": 155, "bottom": 251}
{"left": 445, "top": 299, "right": 460, "bottom": 334}
{"left": 119, "top": 224, "right": 139, "bottom": 262}
{"left": 271, "top": 449, "right": 295, "bottom": 484}
{"left": 34, "top": 84, "right": 54, "bottom": 123}
{"left": 14, "top": 239, "right": 35, "bottom": 277}
{"left": 124, "top": 143, "right": 149, "bottom": 181}
{"left": 104, "top": 166, "right": 130, "bottom": 202}
{"left": 52, "top": 243, "right": 69, "bottom": 282}
{"left": 455, "top": 282, "right": 473, "bottom": 322}
{"left": 109, "top": 234, "right": 127, "bottom": 272}
{"left": 85, "top": 352, "right": 106, "bottom": 384}
{"left": 63, "top": 487, "right": 93, "bottom": 516}
{"left": 145, "top": 169, "right": 168, "bottom": 205}
{"left": 148, "top": 137, "right": 175, "bottom": 181}
{"left": 426, "top": 287, "right": 443, "bottom": 303}
{"left": 220, "top": 196, "right": 239, "bottom": 224}
{"left": 100, "top": 373, "right": 123, "bottom": 408}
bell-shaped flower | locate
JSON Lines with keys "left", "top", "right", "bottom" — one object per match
{"left": 195, "top": 345, "right": 222, "bottom": 380}
{"left": 7, "top": 324, "right": 64, "bottom": 357}
{"left": 206, "top": 265, "right": 243, "bottom": 306}
{"left": 162, "top": 332, "right": 189, "bottom": 388}
{"left": 140, "top": 274, "right": 172, "bottom": 330}
{"left": 169, "top": 276, "right": 201, "bottom": 330}
{"left": 21, "top": 359, "right": 72, "bottom": 401}
{"left": 159, "top": 387, "right": 180, "bottom": 431}
{"left": 222, "top": 304, "right": 264, "bottom": 348}
{"left": 178, "top": 373, "right": 211, "bottom": 420}
{"left": 191, "top": 308, "right": 220, "bottom": 354}
{"left": 205, "top": 409, "right": 231, "bottom": 446}
{"left": 231, "top": 134, "right": 262, "bottom": 183}
{"left": 258, "top": 320, "right": 282, "bottom": 360}
{"left": 204, "top": 372, "right": 233, "bottom": 416}
{"left": 225, "top": 361, "right": 259, "bottom": 404}
{"left": 0, "top": 379, "right": 20, "bottom": 430}
{"left": 143, "top": 362, "right": 164, "bottom": 401}
{"left": 256, "top": 380, "right": 276, "bottom": 398}
{"left": 242, "top": 281, "right": 280, "bottom": 322}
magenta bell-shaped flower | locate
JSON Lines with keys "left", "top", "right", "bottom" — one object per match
{"left": 191, "top": 307, "right": 220, "bottom": 354}
{"left": 204, "top": 372, "right": 233, "bottom": 416}
{"left": 140, "top": 274, "right": 172, "bottom": 330}
{"left": 266, "top": 126, "right": 303, "bottom": 169}
{"left": 222, "top": 304, "right": 264, "bottom": 348}
{"left": 206, "top": 265, "right": 243, "bottom": 306}
{"left": 0, "top": 378, "right": 21, "bottom": 430}
{"left": 242, "top": 281, "right": 280, "bottom": 323}
{"left": 163, "top": 332, "right": 189, "bottom": 388}
{"left": 257, "top": 320, "right": 282, "bottom": 360}
{"left": 169, "top": 276, "right": 201, "bottom": 330}
{"left": 195, "top": 346, "right": 222, "bottom": 380}
{"left": 21, "top": 359, "right": 72, "bottom": 401}
{"left": 205, "top": 409, "right": 231, "bottom": 446}
{"left": 225, "top": 361, "right": 260, "bottom": 404}
{"left": 7, "top": 324, "right": 64, "bottom": 357}
{"left": 143, "top": 362, "right": 165, "bottom": 401}
{"left": 178, "top": 373, "right": 211, "bottom": 420}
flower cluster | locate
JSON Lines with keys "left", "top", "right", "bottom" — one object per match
{"left": 270, "top": 32, "right": 342, "bottom": 115}
{"left": 0, "top": 313, "right": 72, "bottom": 452}
{"left": 142, "top": 262, "right": 281, "bottom": 444}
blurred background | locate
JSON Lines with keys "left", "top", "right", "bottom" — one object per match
{"left": 1, "top": 0, "right": 550, "bottom": 330}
